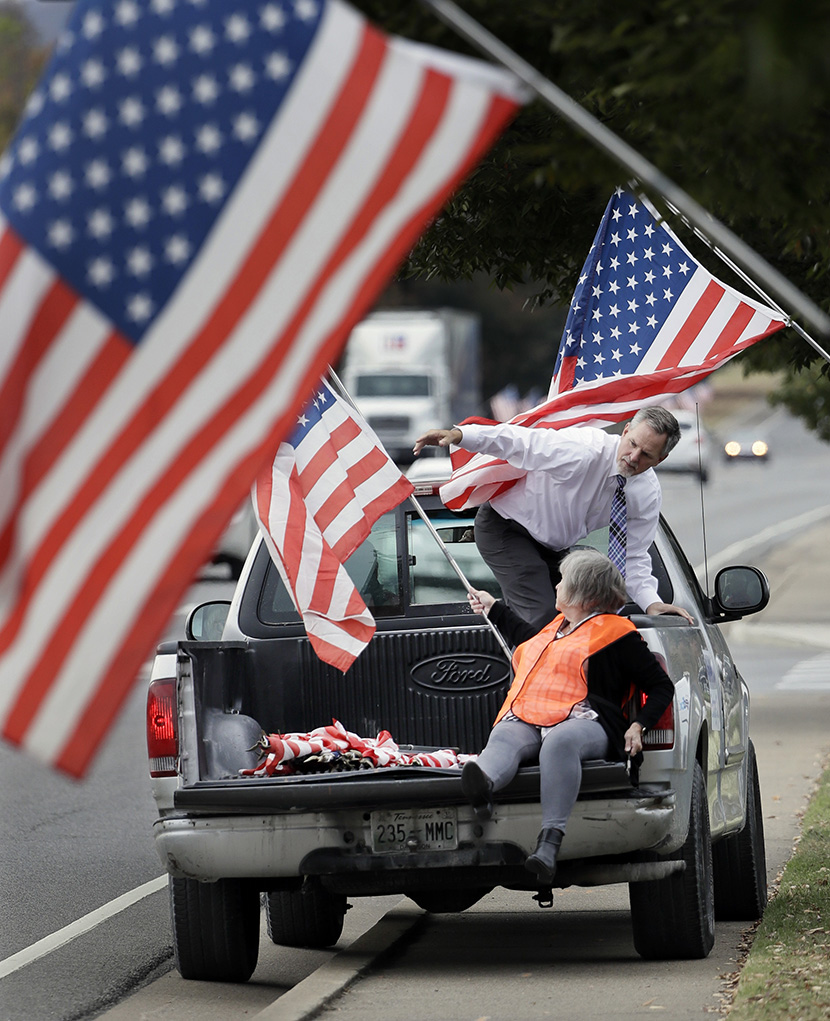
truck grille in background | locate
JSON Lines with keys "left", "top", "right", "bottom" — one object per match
{"left": 297, "top": 628, "right": 510, "bottom": 754}
{"left": 367, "top": 415, "right": 410, "bottom": 433}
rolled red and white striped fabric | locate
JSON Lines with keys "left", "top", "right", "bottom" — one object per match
{"left": 242, "top": 718, "right": 473, "bottom": 775}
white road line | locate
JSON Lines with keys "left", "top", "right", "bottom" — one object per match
{"left": 775, "top": 652, "right": 830, "bottom": 691}
{"left": 0, "top": 875, "right": 167, "bottom": 979}
{"left": 695, "top": 503, "right": 830, "bottom": 577}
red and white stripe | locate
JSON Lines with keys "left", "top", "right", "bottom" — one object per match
{"left": 441, "top": 256, "right": 786, "bottom": 512}
{"left": 254, "top": 387, "right": 413, "bottom": 672}
{"left": 0, "top": 0, "right": 523, "bottom": 774}
{"left": 256, "top": 454, "right": 379, "bottom": 672}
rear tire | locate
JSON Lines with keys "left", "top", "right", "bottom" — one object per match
{"left": 169, "top": 877, "right": 260, "bottom": 982}
{"left": 713, "top": 741, "right": 767, "bottom": 919}
{"left": 629, "top": 761, "right": 715, "bottom": 959}
{"left": 264, "top": 880, "right": 348, "bottom": 948}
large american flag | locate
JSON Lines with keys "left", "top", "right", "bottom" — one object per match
{"left": 441, "top": 187, "right": 788, "bottom": 511}
{"left": 0, "top": 0, "right": 524, "bottom": 774}
{"left": 253, "top": 379, "right": 412, "bottom": 672}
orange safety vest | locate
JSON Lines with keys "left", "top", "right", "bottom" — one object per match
{"left": 495, "top": 612, "right": 637, "bottom": 727}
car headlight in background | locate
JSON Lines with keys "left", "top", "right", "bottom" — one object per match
{"left": 724, "top": 439, "right": 769, "bottom": 459}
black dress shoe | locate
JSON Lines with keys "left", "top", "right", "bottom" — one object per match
{"left": 524, "top": 827, "right": 565, "bottom": 884}
{"left": 461, "top": 761, "right": 494, "bottom": 820}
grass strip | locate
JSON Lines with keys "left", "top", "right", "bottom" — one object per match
{"left": 726, "top": 763, "right": 830, "bottom": 1019}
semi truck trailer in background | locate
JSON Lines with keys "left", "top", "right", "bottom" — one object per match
{"left": 339, "top": 308, "right": 482, "bottom": 464}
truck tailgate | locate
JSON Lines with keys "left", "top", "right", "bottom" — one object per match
{"left": 173, "top": 759, "right": 637, "bottom": 813}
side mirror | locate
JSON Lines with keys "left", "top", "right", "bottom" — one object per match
{"left": 185, "top": 600, "right": 232, "bottom": 641}
{"left": 711, "top": 566, "right": 770, "bottom": 621}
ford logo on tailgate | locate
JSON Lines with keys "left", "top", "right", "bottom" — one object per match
{"left": 410, "top": 654, "right": 509, "bottom": 692}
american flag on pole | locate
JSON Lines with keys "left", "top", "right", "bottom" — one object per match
{"left": 0, "top": 0, "right": 525, "bottom": 775}
{"left": 253, "top": 379, "right": 412, "bottom": 672}
{"left": 441, "top": 187, "right": 788, "bottom": 511}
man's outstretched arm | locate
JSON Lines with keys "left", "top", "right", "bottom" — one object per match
{"left": 413, "top": 427, "right": 462, "bottom": 456}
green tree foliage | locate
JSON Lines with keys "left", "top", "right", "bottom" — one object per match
{"left": 353, "top": 0, "right": 830, "bottom": 436}
{"left": 0, "top": 3, "right": 47, "bottom": 151}
{"left": 0, "top": 2, "right": 827, "bottom": 430}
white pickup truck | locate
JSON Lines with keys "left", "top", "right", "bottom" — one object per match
{"left": 147, "top": 478, "right": 769, "bottom": 982}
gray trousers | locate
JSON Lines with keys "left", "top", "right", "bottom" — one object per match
{"left": 474, "top": 503, "right": 565, "bottom": 631}
{"left": 476, "top": 716, "right": 610, "bottom": 832}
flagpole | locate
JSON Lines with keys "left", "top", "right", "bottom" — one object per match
{"left": 406, "top": 494, "right": 514, "bottom": 663}
{"left": 419, "top": 0, "right": 830, "bottom": 343}
{"left": 327, "top": 367, "right": 514, "bottom": 664}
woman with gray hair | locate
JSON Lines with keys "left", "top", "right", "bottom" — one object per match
{"left": 463, "top": 549, "right": 674, "bottom": 885}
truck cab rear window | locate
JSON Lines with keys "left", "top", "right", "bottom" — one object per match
{"left": 407, "top": 511, "right": 502, "bottom": 606}
{"left": 257, "top": 513, "right": 403, "bottom": 623}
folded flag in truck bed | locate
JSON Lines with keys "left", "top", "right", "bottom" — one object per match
{"left": 242, "top": 718, "right": 474, "bottom": 776}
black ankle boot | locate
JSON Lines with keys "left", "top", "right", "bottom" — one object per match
{"left": 525, "top": 827, "right": 565, "bottom": 883}
{"left": 461, "top": 761, "right": 494, "bottom": 821}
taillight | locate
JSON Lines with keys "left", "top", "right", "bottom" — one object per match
{"left": 146, "top": 677, "right": 178, "bottom": 777}
{"left": 639, "top": 690, "right": 675, "bottom": 749}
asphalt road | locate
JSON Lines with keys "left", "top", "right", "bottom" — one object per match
{"left": 656, "top": 402, "right": 828, "bottom": 572}
{"left": 0, "top": 404, "right": 827, "bottom": 1021}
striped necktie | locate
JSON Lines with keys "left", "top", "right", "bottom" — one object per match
{"left": 608, "top": 475, "right": 627, "bottom": 576}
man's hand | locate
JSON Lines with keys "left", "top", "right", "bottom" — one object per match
{"left": 624, "top": 722, "right": 645, "bottom": 756}
{"left": 646, "top": 600, "right": 694, "bottom": 623}
{"left": 413, "top": 427, "right": 462, "bottom": 456}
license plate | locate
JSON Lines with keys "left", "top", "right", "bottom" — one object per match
{"left": 370, "top": 806, "right": 458, "bottom": 853}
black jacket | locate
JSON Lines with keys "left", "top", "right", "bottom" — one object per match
{"left": 488, "top": 602, "right": 675, "bottom": 763}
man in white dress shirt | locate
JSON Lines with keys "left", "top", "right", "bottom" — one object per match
{"left": 413, "top": 407, "right": 693, "bottom": 630}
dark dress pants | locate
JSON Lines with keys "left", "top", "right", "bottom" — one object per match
{"left": 474, "top": 502, "right": 565, "bottom": 631}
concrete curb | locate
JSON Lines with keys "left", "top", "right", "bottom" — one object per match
{"left": 253, "top": 900, "right": 424, "bottom": 1021}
